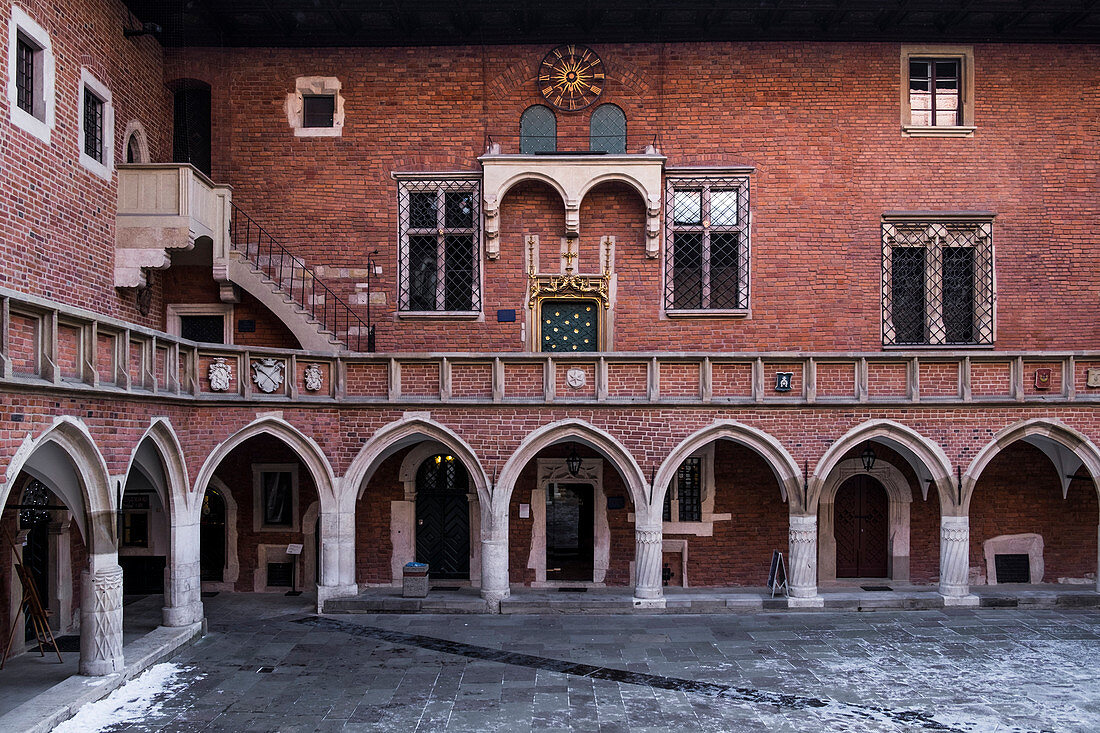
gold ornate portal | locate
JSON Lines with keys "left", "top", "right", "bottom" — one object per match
{"left": 528, "top": 236, "right": 612, "bottom": 352}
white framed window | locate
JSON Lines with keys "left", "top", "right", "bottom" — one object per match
{"left": 78, "top": 68, "right": 114, "bottom": 180}
{"left": 252, "top": 464, "right": 299, "bottom": 532}
{"left": 7, "top": 6, "right": 55, "bottom": 143}
{"left": 664, "top": 172, "right": 751, "bottom": 316}
{"left": 285, "top": 76, "right": 344, "bottom": 137}
{"left": 166, "top": 304, "right": 233, "bottom": 345}
{"left": 901, "top": 45, "right": 975, "bottom": 137}
{"left": 881, "top": 214, "right": 995, "bottom": 346}
{"left": 396, "top": 177, "right": 482, "bottom": 316}
{"left": 659, "top": 445, "right": 732, "bottom": 537}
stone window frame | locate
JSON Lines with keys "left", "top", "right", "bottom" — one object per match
{"left": 166, "top": 303, "right": 233, "bottom": 345}
{"left": 881, "top": 213, "right": 996, "bottom": 348}
{"left": 663, "top": 170, "right": 752, "bottom": 318}
{"left": 252, "top": 463, "right": 300, "bottom": 532}
{"left": 900, "top": 44, "right": 975, "bottom": 138}
{"left": 122, "top": 119, "right": 150, "bottom": 163}
{"left": 78, "top": 68, "right": 114, "bottom": 181}
{"left": 285, "top": 76, "right": 344, "bottom": 137}
{"left": 7, "top": 6, "right": 55, "bottom": 143}
{"left": 659, "top": 445, "right": 732, "bottom": 538}
{"left": 394, "top": 175, "right": 483, "bottom": 318}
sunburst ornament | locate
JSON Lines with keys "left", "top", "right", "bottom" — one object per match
{"left": 538, "top": 44, "right": 605, "bottom": 111}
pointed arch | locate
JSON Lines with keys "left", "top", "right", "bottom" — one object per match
{"left": 190, "top": 417, "right": 338, "bottom": 523}
{"left": 811, "top": 419, "right": 954, "bottom": 514}
{"left": 124, "top": 418, "right": 191, "bottom": 525}
{"left": 962, "top": 418, "right": 1100, "bottom": 513}
{"left": 342, "top": 417, "right": 491, "bottom": 512}
{"left": 653, "top": 421, "right": 801, "bottom": 511}
{"left": 2, "top": 416, "right": 114, "bottom": 554}
{"left": 495, "top": 419, "right": 648, "bottom": 516}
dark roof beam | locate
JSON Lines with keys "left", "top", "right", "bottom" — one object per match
{"left": 1050, "top": 0, "right": 1099, "bottom": 34}
{"left": 814, "top": 0, "right": 849, "bottom": 33}
{"left": 259, "top": 0, "right": 299, "bottom": 41}
{"left": 317, "top": 0, "right": 361, "bottom": 41}
{"left": 876, "top": 0, "right": 910, "bottom": 32}
{"left": 752, "top": 1, "right": 786, "bottom": 33}
{"left": 189, "top": 0, "right": 240, "bottom": 45}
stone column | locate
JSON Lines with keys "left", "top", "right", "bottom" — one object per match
{"left": 480, "top": 509, "right": 510, "bottom": 613}
{"left": 163, "top": 518, "right": 203, "bottom": 627}
{"left": 633, "top": 522, "right": 664, "bottom": 607}
{"left": 316, "top": 510, "right": 358, "bottom": 611}
{"left": 788, "top": 514, "right": 823, "bottom": 607}
{"left": 47, "top": 517, "right": 74, "bottom": 631}
{"left": 939, "top": 515, "right": 976, "bottom": 605}
{"left": 80, "top": 562, "right": 124, "bottom": 676}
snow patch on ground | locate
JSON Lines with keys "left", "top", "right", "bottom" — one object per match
{"left": 53, "top": 662, "right": 199, "bottom": 733}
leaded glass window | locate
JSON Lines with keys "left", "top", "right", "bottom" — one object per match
{"left": 520, "top": 105, "right": 556, "bottom": 154}
{"left": 665, "top": 176, "right": 750, "bottom": 312}
{"left": 398, "top": 179, "right": 481, "bottom": 313}
{"left": 16, "top": 35, "right": 36, "bottom": 115}
{"left": 663, "top": 457, "right": 702, "bottom": 522}
{"left": 882, "top": 219, "right": 993, "bottom": 346}
{"left": 589, "top": 104, "right": 625, "bottom": 153}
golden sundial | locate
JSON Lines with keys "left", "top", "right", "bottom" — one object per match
{"left": 538, "top": 44, "right": 605, "bottom": 111}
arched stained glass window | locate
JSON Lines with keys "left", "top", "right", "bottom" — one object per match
{"left": 589, "top": 104, "right": 625, "bottom": 153}
{"left": 520, "top": 104, "right": 556, "bottom": 154}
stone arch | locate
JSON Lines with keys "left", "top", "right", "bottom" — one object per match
{"left": 202, "top": 476, "right": 239, "bottom": 590}
{"left": 818, "top": 459, "right": 916, "bottom": 583}
{"left": 3, "top": 416, "right": 114, "bottom": 554}
{"left": 652, "top": 421, "right": 801, "bottom": 511}
{"left": 577, "top": 172, "right": 650, "bottom": 208}
{"left": 495, "top": 419, "right": 648, "bottom": 518}
{"left": 191, "top": 417, "right": 339, "bottom": 524}
{"left": 125, "top": 418, "right": 191, "bottom": 524}
{"left": 811, "top": 420, "right": 954, "bottom": 515}
{"left": 495, "top": 171, "right": 569, "bottom": 209}
{"left": 343, "top": 417, "right": 490, "bottom": 512}
{"left": 122, "top": 119, "right": 150, "bottom": 163}
{"left": 962, "top": 418, "right": 1100, "bottom": 514}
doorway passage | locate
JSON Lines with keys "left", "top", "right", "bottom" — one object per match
{"left": 834, "top": 475, "right": 889, "bottom": 578}
{"left": 415, "top": 455, "right": 470, "bottom": 580}
{"left": 546, "top": 483, "right": 594, "bottom": 581}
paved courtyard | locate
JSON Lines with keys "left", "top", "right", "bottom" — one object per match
{"left": 55, "top": 595, "right": 1100, "bottom": 732}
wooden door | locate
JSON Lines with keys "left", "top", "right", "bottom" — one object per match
{"left": 199, "top": 488, "right": 226, "bottom": 582}
{"left": 415, "top": 456, "right": 470, "bottom": 580}
{"left": 834, "top": 475, "right": 889, "bottom": 578}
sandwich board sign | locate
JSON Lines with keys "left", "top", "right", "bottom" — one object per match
{"left": 768, "top": 550, "right": 788, "bottom": 597}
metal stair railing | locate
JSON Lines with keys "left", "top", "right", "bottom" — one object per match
{"left": 229, "top": 203, "right": 368, "bottom": 351}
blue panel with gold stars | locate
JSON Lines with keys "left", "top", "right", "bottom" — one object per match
{"left": 541, "top": 299, "right": 598, "bottom": 352}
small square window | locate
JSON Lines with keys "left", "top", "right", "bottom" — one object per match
{"left": 302, "top": 94, "right": 335, "bottom": 128}
{"left": 901, "top": 46, "right": 974, "bottom": 136}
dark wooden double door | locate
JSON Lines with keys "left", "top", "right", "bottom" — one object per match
{"left": 835, "top": 475, "right": 889, "bottom": 578}
{"left": 415, "top": 457, "right": 470, "bottom": 580}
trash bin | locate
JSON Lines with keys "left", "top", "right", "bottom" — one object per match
{"left": 402, "top": 562, "right": 429, "bottom": 598}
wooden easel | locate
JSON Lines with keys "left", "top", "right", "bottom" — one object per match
{"left": 1, "top": 532, "right": 63, "bottom": 668}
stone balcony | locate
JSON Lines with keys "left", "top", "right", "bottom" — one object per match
{"left": 114, "top": 164, "right": 232, "bottom": 288}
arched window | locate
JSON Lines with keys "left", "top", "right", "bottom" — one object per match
{"left": 520, "top": 104, "right": 556, "bottom": 154}
{"left": 590, "top": 104, "right": 626, "bottom": 153}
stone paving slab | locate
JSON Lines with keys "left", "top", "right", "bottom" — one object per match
{"left": 41, "top": 593, "right": 1100, "bottom": 732}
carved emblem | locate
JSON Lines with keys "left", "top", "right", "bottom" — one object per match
{"left": 208, "top": 358, "right": 233, "bottom": 392}
{"left": 304, "top": 363, "right": 324, "bottom": 392}
{"left": 1034, "top": 368, "right": 1052, "bottom": 390}
{"left": 251, "top": 358, "right": 285, "bottom": 393}
{"left": 1088, "top": 368, "right": 1100, "bottom": 388}
{"left": 566, "top": 367, "right": 587, "bottom": 389}
{"left": 775, "top": 372, "right": 794, "bottom": 392}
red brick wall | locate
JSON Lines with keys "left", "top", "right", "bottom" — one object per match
{"left": 970, "top": 442, "right": 1098, "bottom": 582}
{"left": 354, "top": 447, "right": 406, "bottom": 585}
{"left": 209, "top": 434, "right": 320, "bottom": 592}
{"left": 158, "top": 42, "right": 1099, "bottom": 354}
{"left": 162, "top": 266, "right": 301, "bottom": 349}
{"left": 0, "top": 0, "right": 170, "bottom": 328}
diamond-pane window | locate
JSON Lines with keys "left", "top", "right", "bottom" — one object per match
{"left": 665, "top": 176, "right": 750, "bottom": 312}
{"left": 520, "top": 105, "right": 556, "bottom": 154}
{"left": 589, "top": 103, "right": 625, "bottom": 153}
{"left": 399, "top": 179, "right": 481, "bottom": 313}
{"left": 882, "top": 219, "right": 993, "bottom": 346}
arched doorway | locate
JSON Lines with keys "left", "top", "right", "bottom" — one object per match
{"left": 835, "top": 475, "right": 889, "bottom": 578}
{"left": 414, "top": 455, "right": 470, "bottom": 580}
{"left": 199, "top": 487, "right": 226, "bottom": 583}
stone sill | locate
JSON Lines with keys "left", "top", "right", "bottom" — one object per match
{"left": 397, "top": 311, "right": 481, "bottom": 320}
{"left": 902, "top": 125, "right": 976, "bottom": 138}
{"left": 665, "top": 309, "right": 750, "bottom": 319}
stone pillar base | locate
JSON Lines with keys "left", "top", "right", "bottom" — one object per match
{"left": 316, "top": 583, "right": 359, "bottom": 612}
{"left": 632, "top": 597, "right": 666, "bottom": 609}
{"left": 162, "top": 601, "right": 204, "bottom": 628}
{"left": 787, "top": 595, "right": 824, "bottom": 608}
{"left": 942, "top": 594, "right": 979, "bottom": 607}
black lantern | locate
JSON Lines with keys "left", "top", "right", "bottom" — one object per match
{"left": 860, "top": 446, "right": 877, "bottom": 472}
{"left": 566, "top": 444, "right": 582, "bottom": 477}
